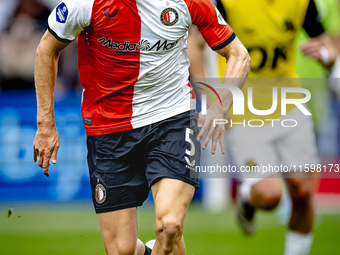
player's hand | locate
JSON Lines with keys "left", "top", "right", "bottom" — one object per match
{"left": 301, "top": 38, "right": 336, "bottom": 67}
{"left": 33, "top": 125, "right": 59, "bottom": 177}
{"left": 301, "top": 39, "right": 323, "bottom": 61}
{"left": 196, "top": 106, "right": 226, "bottom": 155}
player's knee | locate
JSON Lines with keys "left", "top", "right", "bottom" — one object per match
{"left": 289, "top": 178, "right": 312, "bottom": 204}
{"left": 253, "top": 183, "right": 281, "bottom": 210}
{"left": 157, "top": 215, "right": 183, "bottom": 237}
{"left": 262, "top": 192, "right": 281, "bottom": 210}
{"left": 155, "top": 215, "right": 183, "bottom": 251}
{"left": 103, "top": 235, "right": 136, "bottom": 255}
{"left": 106, "top": 245, "right": 136, "bottom": 255}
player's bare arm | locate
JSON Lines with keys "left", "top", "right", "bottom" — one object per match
{"left": 301, "top": 32, "right": 337, "bottom": 69}
{"left": 187, "top": 26, "right": 216, "bottom": 107}
{"left": 197, "top": 37, "right": 250, "bottom": 154}
{"left": 33, "top": 31, "right": 69, "bottom": 177}
{"left": 187, "top": 26, "right": 207, "bottom": 79}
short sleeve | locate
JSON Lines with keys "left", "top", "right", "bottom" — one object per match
{"left": 47, "top": 0, "right": 94, "bottom": 43}
{"left": 302, "top": 0, "right": 325, "bottom": 38}
{"left": 185, "top": 0, "right": 235, "bottom": 50}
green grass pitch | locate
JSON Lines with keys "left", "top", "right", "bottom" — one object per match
{"left": 0, "top": 203, "right": 339, "bottom": 254}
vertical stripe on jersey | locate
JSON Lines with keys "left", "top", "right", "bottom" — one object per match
{"left": 79, "top": 0, "right": 142, "bottom": 134}
{"left": 131, "top": 0, "right": 193, "bottom": 129}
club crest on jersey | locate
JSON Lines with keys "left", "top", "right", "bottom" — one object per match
{"left": 160, "top": 8, "right": 179, "bottom": 26}
{"left": 95, "top": 184, "right": 106, "bottom": 204}
{"left": 56, "top": 2, "right": 68, "bottom": 24}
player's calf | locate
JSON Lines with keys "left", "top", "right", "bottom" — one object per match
{"left": 285, "top": 178, "right": 314, "bottom": 255}
{"left": 287, "top": 178, "right": 314, "bottom": 233}
{"left": 236, "top": 178, "right": 282, "bottom": 235}
{"left": 151, "top": 178, "right": 195, "bottom": 255}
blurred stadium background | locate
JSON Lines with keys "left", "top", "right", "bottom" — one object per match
{"left": 0, "top": 0, "right": 339, "bottom": 254}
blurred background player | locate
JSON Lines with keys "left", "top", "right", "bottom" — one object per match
{"left": 188, "top": 0, "right": 338, "bottom": 254}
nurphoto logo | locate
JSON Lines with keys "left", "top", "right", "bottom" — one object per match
{"left": 197, "top": 81, "right": 312, "bottom": 128}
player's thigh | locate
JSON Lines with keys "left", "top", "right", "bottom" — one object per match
{"left": 279, "top": 112, "right": 319, "bottom": 198}
{"left": 151, "top": 178, "right": 195, "bottom": 232}
{"left": 98, "top": 207, "right": 138, "bottom": 255}
{"left": 278, "top": 109, "right": 319, "bottom": 172}
{"left": 145, "top": 111, "right": 198, "bottom": 235}
{"left": 227, "top": 126, "right": 280, "bottom": 179}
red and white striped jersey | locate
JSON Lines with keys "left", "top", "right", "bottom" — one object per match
{"left": 48, "top": 0, "right": 235, "bottom": 135}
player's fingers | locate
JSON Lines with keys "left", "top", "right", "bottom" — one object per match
{"left": 310, "top": 53, "right": 322, "bottom": 61}
{"left": 301, "top": 40, "right": 320, "bottom": 51}
{"left": 301, "top": 41, "right": 320, "bottom": 50}
{"left": 197, "top": 113, "right": 205, "bottom": 128}
{"left": 302, "top": 46, "right": 320, "bottom": 54}
{"left": 42, "top": 155, "right": 51, "bottom": 177}
{"left": 197, "top": 116, "right": 208, "bottom": 142}
{"left": 43, "top": 166, "right": 50, "bottom": 177}
{"left": 51, "top": 146, "right": 59, "bottom": 164}
{"left": 37, "top": 150, "right": 44, "bottom": 167}
{"left": 304, "top": 50, "right": 322, "bottom": 61}
{"left": 303, "top": 48, "right": 321, "bottom": 58}
{"left": 302, "top": 47, "right": 320, "bottom": 57}
{"left": 33, "top": 145, "right": 37, "bottom": 162}
{"left": 202, "top": 122, "right": 214, "bottom": 150}
{"left": 42, "top": 154, "right": 51, "bottom": 169}
{"left": 211, "top": 124, "right": 221, "bottom": 154}
{"left": 301, "top": 44, "right": 318, "bottom": 52}
{"left": 199, "top": 115, "right": 213, "bottom": 146}
{"left": 302, "top": 42, "right": 322, "bottom": 54}
{"left": 211, "top": 136, "right": 217, "bottom": 154}
{"left": 218, "top": 129, "right": 226, "bottom": 154}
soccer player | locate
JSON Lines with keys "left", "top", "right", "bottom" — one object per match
{"left": 188, "top": 0, "right": 337, "bottom": 254}
{"left": 33, "top": 0, "right": 250, "bottom": 254}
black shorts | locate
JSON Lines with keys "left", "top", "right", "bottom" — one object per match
{"left": 87, "top": 110, "right": 200, "bottom": 214}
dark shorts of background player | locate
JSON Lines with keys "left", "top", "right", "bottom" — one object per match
{"left": 87, "top": 110, "right": 201, "bottom": 214}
